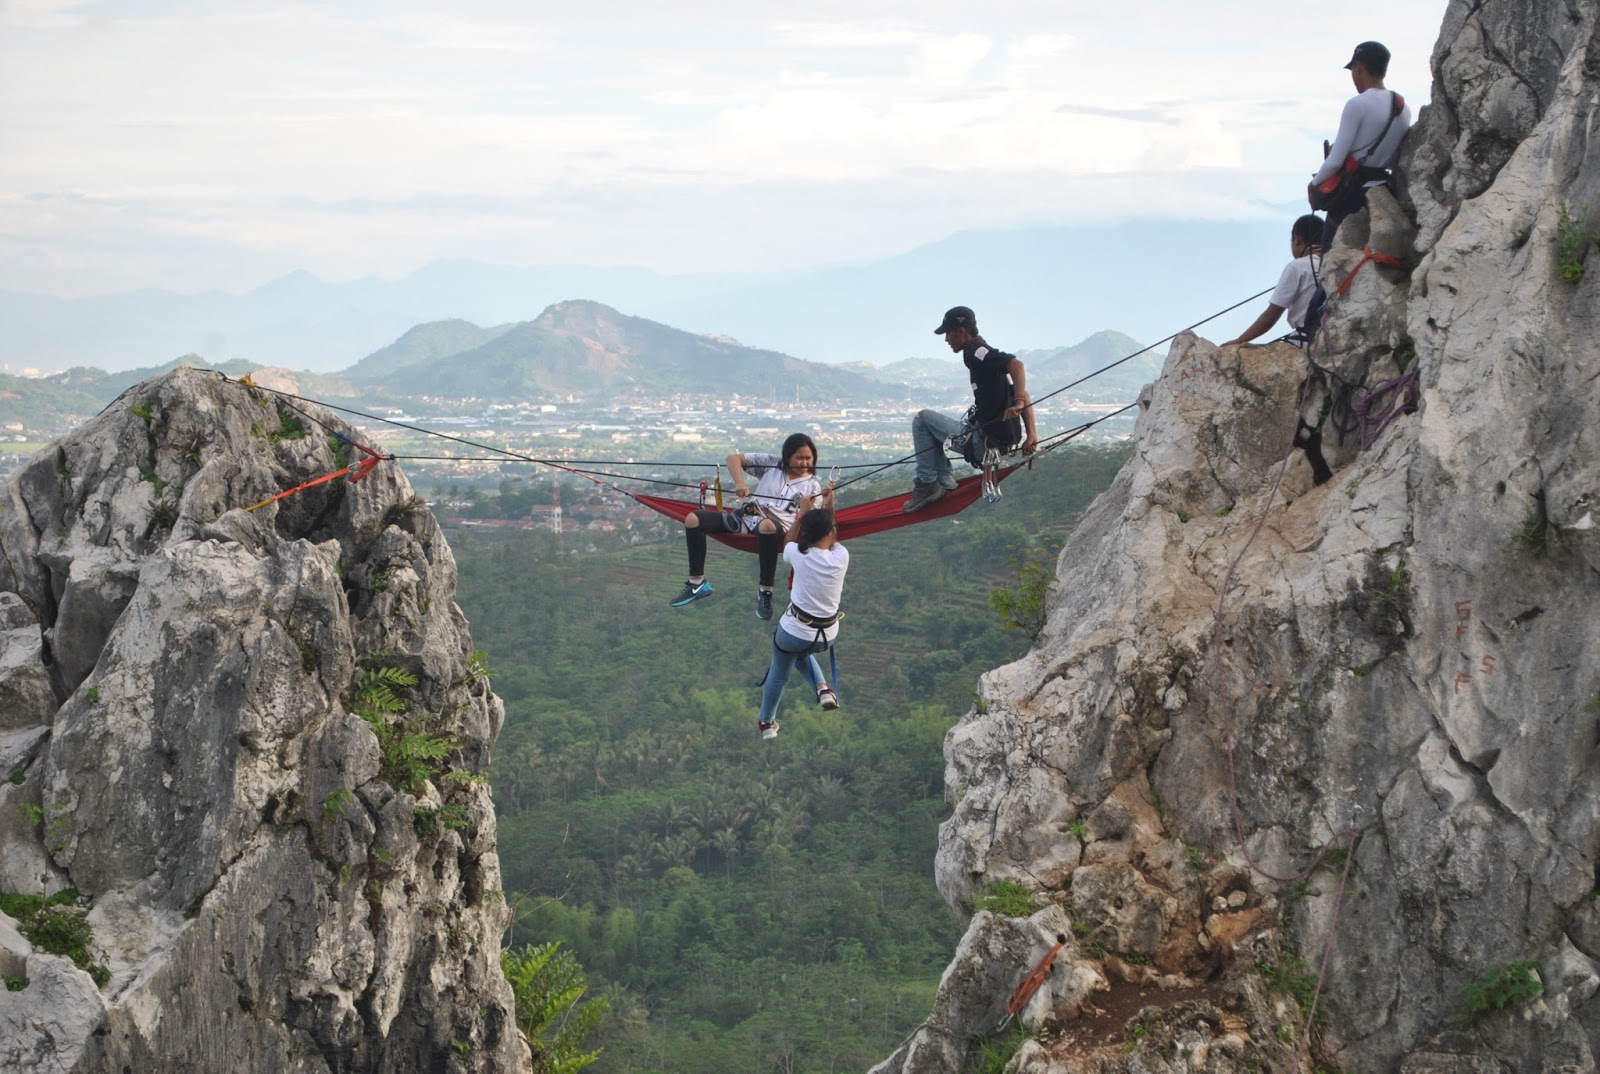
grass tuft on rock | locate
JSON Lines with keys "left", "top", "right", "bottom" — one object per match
{"left": 0, "top": 888, "right": 111, "bottom": 987}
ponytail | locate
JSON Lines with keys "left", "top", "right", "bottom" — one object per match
{"left": 796, "top": 507, "right": 835, "bottom": 553}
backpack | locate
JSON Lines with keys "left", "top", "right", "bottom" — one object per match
{"left": 1309, "top": 92, "right": 1405, "bottom": 214}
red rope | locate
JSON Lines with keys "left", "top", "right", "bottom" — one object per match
{"left": 243, "top": 453, "right": 383, "bottom": 512}
{"left": 1006, "top": 935, "right": 1067, "bottom": 1017}
{"left": 232, "top": 377, "right": 391, "bottom": 512}
{"left": 1332, "top": 246, "right": 1409, "bottom": 296}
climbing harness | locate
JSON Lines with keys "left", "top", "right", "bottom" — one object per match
{"left": 756, "top": 621, "right": 842, "bottom": 708}
{"left": 1309, "top": 92, "right": 1406, "bottom": 214}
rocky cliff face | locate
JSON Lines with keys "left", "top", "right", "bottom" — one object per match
{"left": 0, "top": 368, "right": 529, "bottom": 1073}
{"left": 877, "top": 2, "right": 1600, "bottom": 1072}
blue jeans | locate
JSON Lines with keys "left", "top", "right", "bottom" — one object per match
{"left": 911, "top": 409, "right": 965, "bottom": 485}
{"left": 758, "top": 624, "right": 830, "bottom": 723}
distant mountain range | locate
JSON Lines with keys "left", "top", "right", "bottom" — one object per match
{"left": 0, "top": 219, "right": 1287, "bottom": 374}
{"left": 348, "top": 301, "right": 883, "bottom": 404}
{"left": 0, "top": 302, "right": 1154, "bottom": 434}
{"left": 1021, "top": 330, "right": 1154, "bottom": 401}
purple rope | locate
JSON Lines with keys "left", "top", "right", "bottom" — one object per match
{"left": 1210, "top": 373, "right": 1359, "bottom": 1057}
{"left": 1355, "top": 367, "right": 1421, "bottom": 451}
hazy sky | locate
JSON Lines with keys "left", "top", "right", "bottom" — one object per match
{"left": 2, "top": 1, "right": 1446, "bottom": 298}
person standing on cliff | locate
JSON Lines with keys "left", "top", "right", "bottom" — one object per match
{"left": 1309, "top": 41, "right": 1412, "bottom": 250}
{"left": 903, "top": 306, "right": 1038, "bottom": 513}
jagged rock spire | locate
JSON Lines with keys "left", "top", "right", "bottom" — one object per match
{"left": 880, "top": 1, "right": 1600, "bottom": 1070}
{"left": 0, "top": 368, "right": 529, "bottom": 1073}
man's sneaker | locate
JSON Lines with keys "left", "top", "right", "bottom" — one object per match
{"left": 902, "top": 480, "right": 947, "bottom": 513}
{"left": 759, "top": 720, "right": 780, "bottom": 740}
{"left": 939, "top": 475, "right": 959, "bottom": 491}
{"left": 817, "top": 686, "right": 839, "bottom": 711}
{"left": 670, "top": 579, "right": 713, "bottom": 607}
{"left": 756, "top": 589, "right": 774, "bottom": 620}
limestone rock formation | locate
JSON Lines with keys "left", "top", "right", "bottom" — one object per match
{"left": 883, "top": 2, "right": 1600, "bottom": 1071}
{"left": 0, "top": 368, "right": 530, "bottom": 1074}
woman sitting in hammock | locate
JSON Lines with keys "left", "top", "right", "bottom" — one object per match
{"left": 670, "top": 432, "right": 822, "bottom": 621}
{"left": 756, "top": 488, "right": 846, "bottom": 740}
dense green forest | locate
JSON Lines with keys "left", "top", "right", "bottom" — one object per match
{"left": 451, "top": 444, "right": 1131, "bottom": 1073}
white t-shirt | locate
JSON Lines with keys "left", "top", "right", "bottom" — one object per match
{"left": 1269, "top": 253, "right": 1323, "bottom": 331}
{"left": 1312, "top": 88, "right": 1413, "bottom": 186}
{"left": 740, "top": 453, "right": 822, "bottom": 531}
{"left": 781, "top": 541, "right": 849, "bottom": 643}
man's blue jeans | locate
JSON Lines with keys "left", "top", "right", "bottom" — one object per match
{"left": 911, "top": 409, "right": 965, "bottom": 485}
{"left": 758, "top": 624, "right": 829, "bottom": 723}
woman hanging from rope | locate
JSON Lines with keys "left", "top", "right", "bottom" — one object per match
{"left": 755, "top": 485, "right": 846, "bottom": 740}
{"left": 670, "top": 432, "right": 823, "bottom": 620}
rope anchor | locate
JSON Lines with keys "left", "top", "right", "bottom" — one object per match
{"left": 1004, "top": 932, "right": 1068, "bottom": 1025}
{"left": 243, "top": 451, "right": 386, "bottom": 512}
{"left": 243, "top": 422, "right": 390, "bottom": 513}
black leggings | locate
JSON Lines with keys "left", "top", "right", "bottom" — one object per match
{"left": 686, "top": 510, "right": 781, "bottom": 587}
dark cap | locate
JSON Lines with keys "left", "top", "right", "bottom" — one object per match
{"left": 1344, "top": 41, "right": 1390, "bottom": 73}
{"left": 934, "top": 306, "right": 977, "bottom": 335}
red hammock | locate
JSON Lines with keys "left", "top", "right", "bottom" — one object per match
{"left": 632, "top": 466, "right": 1022, "bottom": 551}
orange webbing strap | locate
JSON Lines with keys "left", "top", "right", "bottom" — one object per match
{"left": 243, "top": 453, "right": 384, "bottom": 512}
{"left": 1006, "top": 934, "right": 1068, "bottom": 1017}
{"left": 1332, "top": 246, "right": 1410, "bottom": 296}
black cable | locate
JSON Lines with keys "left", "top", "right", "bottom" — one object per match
{"left": 215, "top": 377, "right": 566, "bottom": 469}
{"left": 205, "top": 285, "right": 1266, "bottom": 495}
{"left": 1026, "top": 287, "right": 1273, "bottom": 411}
{"left": 386, "top": 454, "right": 890, "bottom": 471}
{"left": 835, "top": 289, "right": 1270, "bottom": 489}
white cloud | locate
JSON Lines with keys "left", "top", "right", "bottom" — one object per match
{"left": 0, "top": 0, "right": 1447, "bottom": 295}
{"left": 0, "top": 0, "right": 84, "bottom": 29}
{"left": 1010, "top": 34, "right": 1073, "bottom": 60}
{"left": 772, "top": 20, "right": 924, "bottom": 49}
{"left": 911, "top": 32, "right": 993, "bottom": 85}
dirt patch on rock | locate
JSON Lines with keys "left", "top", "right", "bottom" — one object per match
{"left": 1035, "top": 976, "right": 1234, "bottom": 1053}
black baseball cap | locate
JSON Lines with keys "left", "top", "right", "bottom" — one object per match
{"left": 1344, "top": 41, "right": 1390, "bottom": 73}
{"left": 934, "top": 306, "right": 977, "bottom": 334}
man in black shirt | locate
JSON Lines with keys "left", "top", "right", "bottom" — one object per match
{"left": 903, "top": 305, "right": 1038, "bottom": 512}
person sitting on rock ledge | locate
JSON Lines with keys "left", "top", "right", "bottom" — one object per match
{"left": 1223, "top": 214, "right": 1325, "bottom": 348}
{"left": 903, "top": 305, "right": 1038, "bottom": 513}
{"left": 1309, "top": 40, "right": 1412, "bottom": 250}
